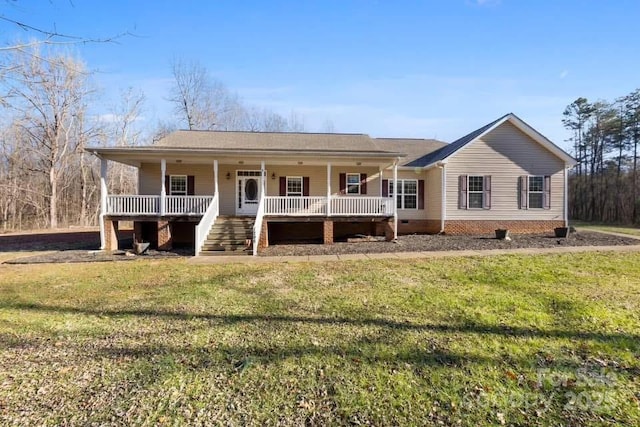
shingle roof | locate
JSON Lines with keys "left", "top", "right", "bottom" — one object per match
{"left": 374, "top": 138, "right": 447, "bottom": 165}
{"left": 156, "top": 130, "right": 392, "bottom": 154}
{"left": 405, "top": 114, "right": 509, "bottom": 167}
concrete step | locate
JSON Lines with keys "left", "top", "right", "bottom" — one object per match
{"left": 202, "top": 240, "right": 247, "bottom": 247}
{"left": 199, "top": 246, "right": 250, "bottom": 255}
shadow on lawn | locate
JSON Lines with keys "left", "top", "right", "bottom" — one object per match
{"left": 3, "top": 301, "right": 638, "bottom": 348}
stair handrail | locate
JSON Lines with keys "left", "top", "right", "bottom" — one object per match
{"left": 253, "top": 192, "right": 266, "bottom": 256}
{"left": 195, "top": 193, "right": 219, "bottom": 256}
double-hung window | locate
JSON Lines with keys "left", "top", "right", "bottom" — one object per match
{"left": 528, "top": 176, "right": 544, "bottom": 209}
{"left": 389, "top": 179, "right": 418, "bottom": 209}
{"left": 467, "top": 176, "right": 484, "bottom": 209}
{"left": 286, "top": 176, "right": 303, "bottom": 197}
{"left": 169, "top": 175, "right": 187, "bottom": 195}
{"left": 346, "top": 173, "right": 361, "bottom": 194}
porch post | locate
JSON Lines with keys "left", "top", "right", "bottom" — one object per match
{"left": 393, "top": 160, "right": 398, "bottom": 239}
{"left": 99, "top": 158, "right": 108, "bottom": 249}
{"left": 260, "top": 160, "right": 266, "bottom": 196}
{"left": 378, "top": 167, "right": 383, "bottom": 196}
{"left": 213, "top": 159, "right": 219, "bottom": 197}
{"left": 326, "top": 162, "right": 332, "bottom": 216}
{"left": 160, "top": 158, "right": 166, "bottom": 216}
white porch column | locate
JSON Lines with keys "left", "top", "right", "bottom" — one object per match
{"left": 378, "top": 167, "right": 383, "bottom": 196}
{"left": 213, "top": 160, "right": 219, "bottom": 197}
{"left": 260, "top": 160, "right": 266, "bottom": 196}
{"left": 393, "top": 160, "right": 398, "bottom": 239}
{"left": 160, "top": 158, "right": 166, "bottom": 216}
{"left": 99, "top": 158, "right": 108, "bottom": 249}
{"left": 326, "top": 162, "right": 332, "bottom": 216}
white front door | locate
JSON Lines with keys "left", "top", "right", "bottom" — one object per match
{"left": 236, "top": 170, "right": 262, "bottom": 215}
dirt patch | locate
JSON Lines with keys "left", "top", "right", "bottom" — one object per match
{"left": 261, "top": 231, "right": 640, "bottom": 257}
{"left": 0, "top": 227, "right": 187, "bottom": 264}
{"left": 3, "top": 248, "right": 192, "bottom": 264}
{"left": 0, "top": 228, "right": 132, "bottom": 252}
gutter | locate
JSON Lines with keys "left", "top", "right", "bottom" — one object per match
{"left": 438, "top": 161, "right": 447, "bottom": 233}
{"left": 87, "top": 147, "right": 406, "bottom": 160}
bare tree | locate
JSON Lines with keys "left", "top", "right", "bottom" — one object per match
{"left": 1, "top": 47, "right": 94, "bottom": 228}
{"left": 167, "top": 58, "right": 307, "bottom": 133}
{"left": 168, "top": 59, "right": 218, "bottom": 130}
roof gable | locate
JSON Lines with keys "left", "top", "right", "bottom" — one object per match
{"left": 406, "top": 113, "right": 576, "bottom": 168}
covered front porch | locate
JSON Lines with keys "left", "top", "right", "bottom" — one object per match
{"left": 96, "top": 155, "right": 401, "bottom": 256}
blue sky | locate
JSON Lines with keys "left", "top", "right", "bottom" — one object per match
{"left": 3, "top": 1, "right": 640, "bottom": 149}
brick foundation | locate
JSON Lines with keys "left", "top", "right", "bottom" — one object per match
{"left": 157, "top": 220, "right": 172, "bottom": 250}
{"left": 258, "top": 219, "right": 269, "bottom": 250}
{"left": 104, "top": 218, "right": 119, "bottom": 251}
{"left": 444, "top": 220, "right": 566, "bottom": 235}
{"left": 323, "top": 220, "right": 334, "bottom": 244}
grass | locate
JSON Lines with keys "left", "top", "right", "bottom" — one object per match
{"left": 0, "top": 254, "right": 639, "bottom": 426}
{"left": 575, "top": 222, "right": 640, "bottom": 237}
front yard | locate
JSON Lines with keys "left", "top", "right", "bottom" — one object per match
{"left": 1, "top": 253, "right": 639, "bottom": 425}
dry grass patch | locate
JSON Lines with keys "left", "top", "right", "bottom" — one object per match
{"left": 1, "top": 253, "right": 639, "bottom": 425}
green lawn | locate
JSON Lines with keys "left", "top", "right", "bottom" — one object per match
{"left": 1, "top": 254, "right": 639, "bottom": 426}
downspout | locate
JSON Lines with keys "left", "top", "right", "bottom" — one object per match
{"left": 438, "top": 161, "right": 447, "bottom": 233}
{"left": 564, "top": 166, "right": 569, "bottom": 227}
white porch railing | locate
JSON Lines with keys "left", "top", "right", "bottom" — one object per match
{"left": 195, "top": 194, "right": 219, "bottom": 256}
{"left": 105, "top": 195, "right": 214, "bottom": 216}
{"left": 263, "top": 196, "right": 393, "bottom": 217}
{"left": 106, "top": 195, "right": 160, "bottom": 215}
{"left": 264, "top": 196, "right": 327, "bottom": 216}
{"left": 331, "top": 196, "right": 394, "bottom": 216}
{"left": 165, "top": 196, "right": 214, "bottom": 215}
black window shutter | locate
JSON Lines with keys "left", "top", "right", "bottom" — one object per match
{"left": 418, "top": 180, "right": 425, "bottom": 210}
{"left": 303, "top": 177, "right": 310, "bottom": 196}
{"left": 360, "top": 173, "right": 367, "bottom": 195}
{"left": 382, "top": 179, "right": 389, "bottom": 197}
{"left": 187, "top": 175, "right": 195, "bottom": 195}
{"left": 339, "top": 173, "right": 346, "bottom": 194}
{"left": 164, "top": 175, "right": 170, "bottom": 195}
{"left": 279, "top": 177, "right": 286, "bottom": 196}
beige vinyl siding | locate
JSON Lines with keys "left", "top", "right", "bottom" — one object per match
{"left": 380, "top": 169, "right": 430, "bottom": 220}
{"left": 445, "top": 121, "right": 565, "bottom": 220}
{"left": 424, "top": 167, "right": 442, "bottom": 220}
{"left": 138, "top": 163, "right": 214, "bottom": 195}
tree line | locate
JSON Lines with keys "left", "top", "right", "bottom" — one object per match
{"left": 563, "top": 90, "right": 640, "bottom": 224}
{"left": 0, "top": 47, "right": 314, "bottom": 231}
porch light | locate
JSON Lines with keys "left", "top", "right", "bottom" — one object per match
{"left": 226, "top": 172, "right": 231, "bottom": 180}
{"left": 271, "top": 172, "right": 276, "bottom": 180}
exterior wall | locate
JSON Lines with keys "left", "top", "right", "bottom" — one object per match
{"left": 379, "top": 168, "right": 432, "bottom": 221}
{"left": 424, "top": 167, "right": 442, "bottom": 221}
{"left": 445, "top": 121, "right": 566, "bottom": 221}
{"left": 444, "top": 220, "right": 565, "bottom": 235}
{"left": 138, "top": 163, "right": 215, "bottom": 195}
{"left": 137, "top": 161, "right": 443, "bottom": 222}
